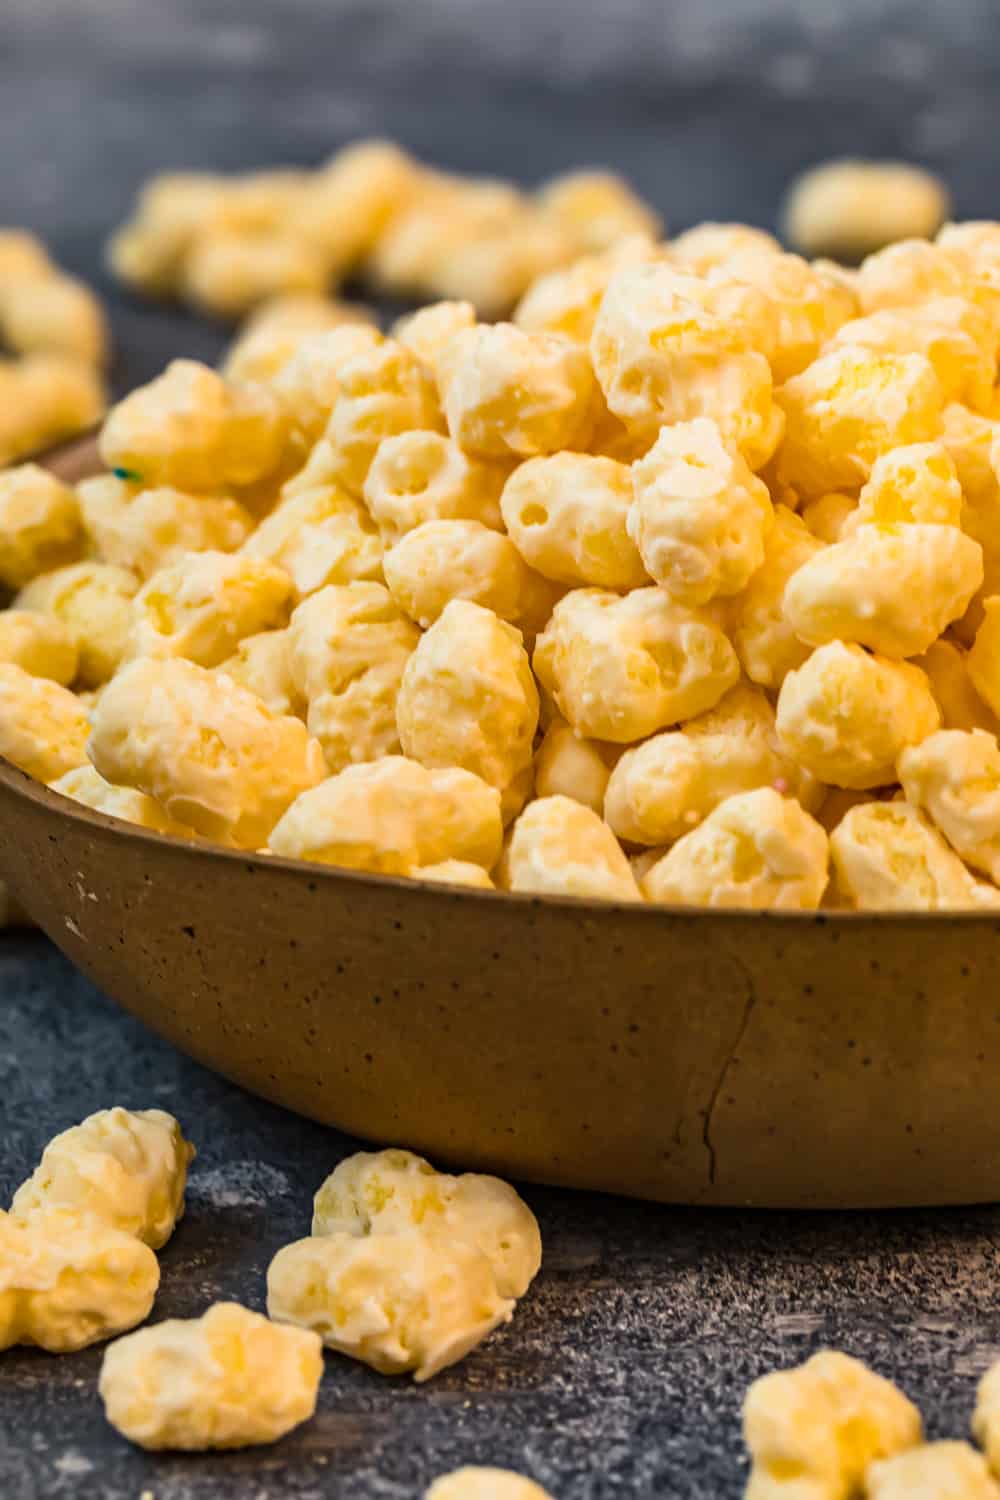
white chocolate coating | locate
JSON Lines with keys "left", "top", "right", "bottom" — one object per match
{"left": 128, "top": 550, "right": 293, "bottom": 668}
{"left": 99, "top": 1302, "right": 322, "bottom": 1450}
{"left": 17, "top": 561, "right": 139, "bottom": 688}
{"left": 397, "top": 600, "right": 539, "bottom": 794}
{"left": 426, "top": 1469, "right": 554, "bottom": 1500}
{"left": 501, "top": 452, "right": 647, "bottom": 589}
{"left": 783, "top": 523, "right": 982, "bottom": 659}
{"left": 534, "top": 586, "right": 738, "bottom": 743}
{"left": 0, "top": 663, "right": 90, "bottom": 781}
{"left": 641, "top": 788, "right": 828, "bottom": 910}
{"left": 241, "top": 483, "right": 382, "bottom": 598}
{"left": 605, "top": 683, "right": 817, "bottom": 845}
{"left": 442, "top": 323, "right": 596, "bottom": 459}
{"left": 776, "top": 643, "right": 939, "bottom": 789}
{"left": 100, "top": 359, "right": 289, "bottom": 491}
{"left": 11, "top": 1106, "right": 194, "bottom": 1249}
{"left": 830, "top": 800, "right": 989, "bottom": 911}
{"left": 774, "top": 346, "right": 943, "bottom": 500}
{"left": 79, "top": 475, "right": 252, "bottom": 581}
{"left": 0, "top": 464, "right": 83, "bottom": 590}
{"left": 0, "top": 1207, "right": 159, "bottom": 1353}
{"left": 0, "top": 610, "right": 78, "bottom": 684}
{"left": 268, "top": 1227, "right": 513, "bottom": 1382}
{"left": 743, "top": 1350, "right": 922, "bottom": 1500}
{"left": 312, "top": 1148, "right": 541, "bottom": 1299}
{"left": 49, "top": 765, "right": 187, "bottom": 836}
{"left": 629, "top": 417, "right": 773, "bottom": 605}
{"left": 364, "top": 429, "right": 507, "bottom": 544}
{"left": 269, "top": 755, "right": 502, "bottom": 875}
{"left": 784, "top": 159, "right": 949, "bottom": 259}
{"left": 88, "top": 657, "right": 326, "bottom": 847}
{"left": 500, "top": 794, "right": 641, "bottom": 902}
{"left": 287, "top": 581, "right": 420, "bottom": 772}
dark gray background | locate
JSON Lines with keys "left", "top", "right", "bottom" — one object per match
{"left": 4, "top": 2, "right": 1000, "bottom": 1495}
{"left": 6, "top": 0, "right": 1000, "bottom": 392}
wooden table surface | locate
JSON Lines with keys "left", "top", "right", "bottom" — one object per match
{"left": 5, "top": 1, "right": 1000, "bottom": 1494}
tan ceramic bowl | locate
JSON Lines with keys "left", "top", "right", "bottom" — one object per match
{"left": 3, "top": 756, "right": 999, "bottom": 1209}
{"left": 6, "top": 434, "right": 998, "bottom": 1209}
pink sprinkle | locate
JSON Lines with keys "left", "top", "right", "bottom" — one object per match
{"left": 773, "top": 777, "right": 789, "bottom": 793}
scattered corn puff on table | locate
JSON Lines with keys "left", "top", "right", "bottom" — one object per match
{"left": 9, "top": 0, "right": 1000, "bottom": 1495}
{"left": 4, "top": 940, "right": 1000, "bottom": 1499}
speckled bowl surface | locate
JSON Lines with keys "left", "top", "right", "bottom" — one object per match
{"left": 2, "top": 757, "right": 999, "bottom": 1209}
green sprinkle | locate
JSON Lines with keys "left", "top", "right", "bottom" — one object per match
{"left": 112, "top": 466, "right": 142, "bottom": 482}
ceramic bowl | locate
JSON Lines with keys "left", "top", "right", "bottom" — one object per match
{"left": 6, "top": 431, "right": 998, "bottom": 1209}
{"left": 3, "top": 756, "right": 999, "bottom": 1209}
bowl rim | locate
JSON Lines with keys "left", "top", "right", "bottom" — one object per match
{"left": 3, "top": 754, "right": 996, "bottom": 926}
